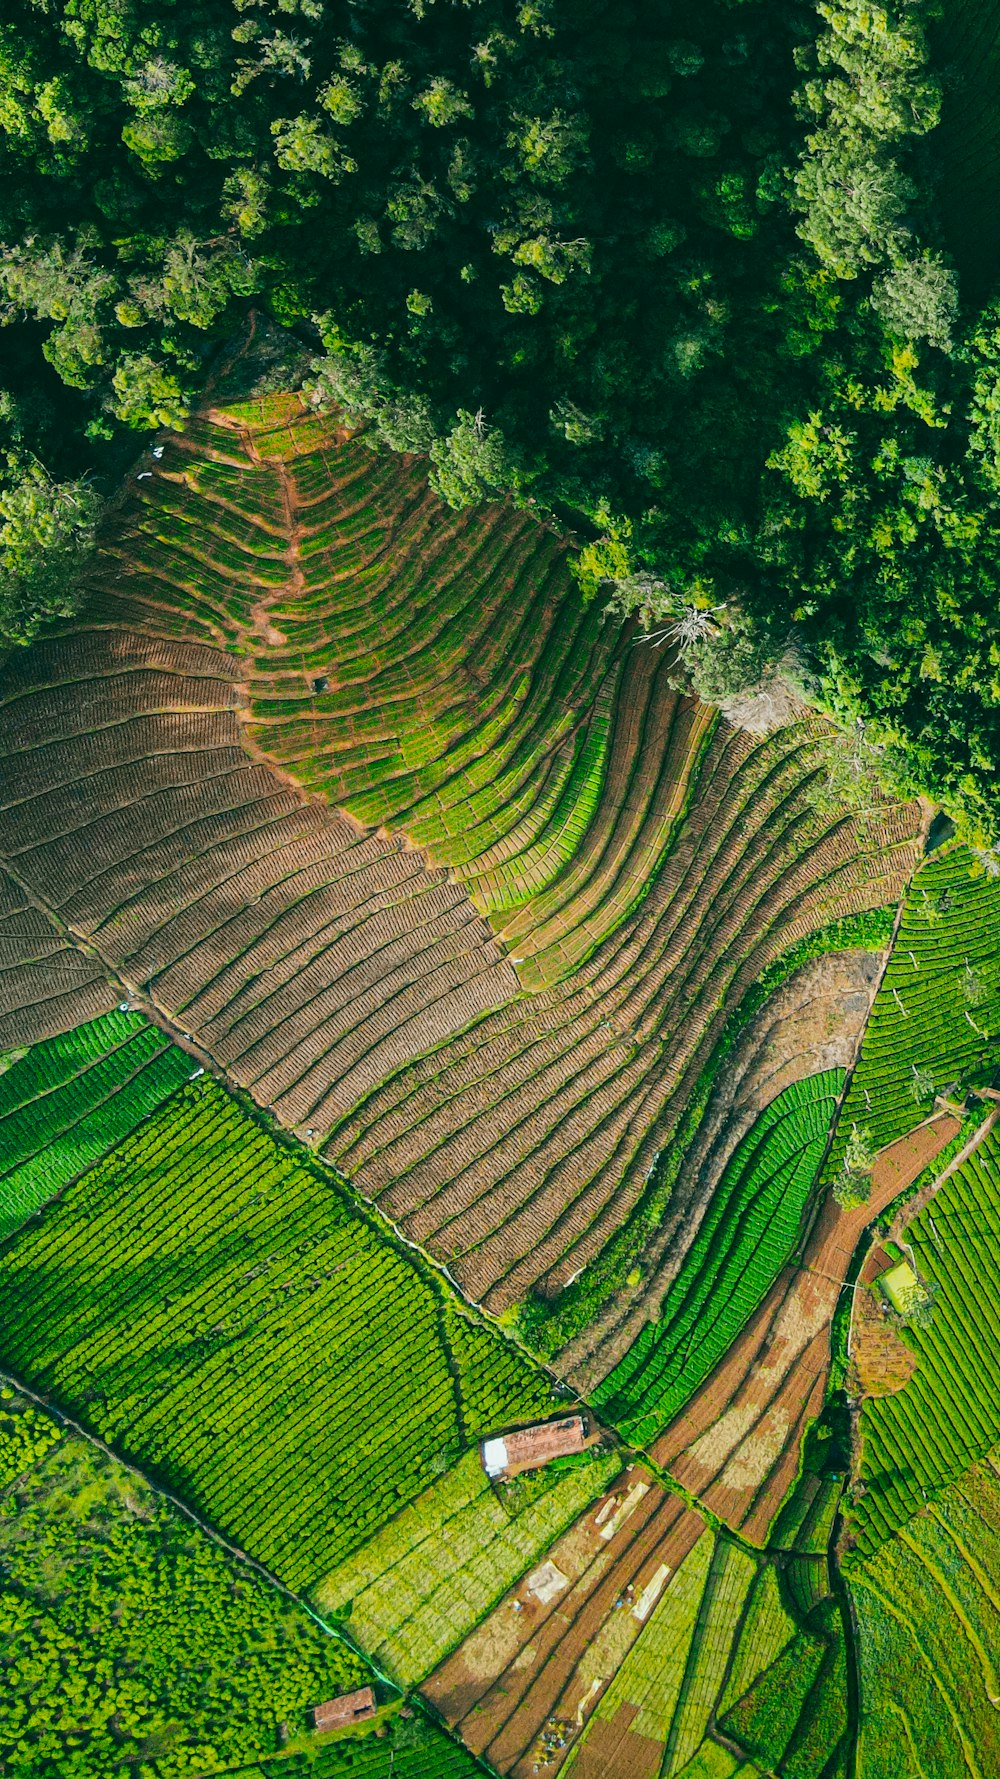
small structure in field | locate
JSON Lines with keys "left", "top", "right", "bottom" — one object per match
{"left": 311, "top": 1686, "right": 377, "bottom": 1733}
{"left": 481, "top": 1414, "right": 588, "bottom": 1479}
{"left": 879, "top": 1261, "right": 923, "bottom": 1317}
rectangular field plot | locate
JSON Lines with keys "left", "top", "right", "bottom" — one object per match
{"left": 0, "top": 1077, "right": 562, "bottom": 1592}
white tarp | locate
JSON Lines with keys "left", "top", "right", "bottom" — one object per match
{"left": 482, "top": 1436, "right": 509, "bottom": 1476}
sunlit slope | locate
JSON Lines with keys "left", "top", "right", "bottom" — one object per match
{"left": 0, "top": 393, "right": 922, "bottom": 1326}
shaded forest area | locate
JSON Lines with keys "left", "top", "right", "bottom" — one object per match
{"left": 5, "top": 0, "right": 1000, "bottom": 838}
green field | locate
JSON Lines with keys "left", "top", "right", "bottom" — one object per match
{"left": 560, "top": 1518, "right": 848, "bottom": 1779}
{"left": 235, "top": 1717, "right": 488, "bottom": 1779}
{"left": 847, "top": 1127, "right": 1000, "bottom": 1558}
{"left": 0, "top": 1385, "right": 373, "bottom": 1779}
{"left": 314, "top": 1445, "right": 620, "bottom": 1686}
{"left": 824, "top": 845, "right": 1000, "bottom": 1182}
{"left": 852, "top": 1447, "right": 1000, "bottom": 1779}
{"left": 594, "top": 1070, "right": 844, "bottom": 1443}
{"left": 0, "top": 1010, "right": 191, "bottom": 1240}
{"left": 0, "top": 1074, "right": 563, "bottom": 1593}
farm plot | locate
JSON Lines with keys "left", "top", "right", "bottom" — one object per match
{"left": 559, "top": 945, "right": 882, "bottom": 1397}
{"left": 852, "top": 1447, "right": 1000, "bottom": 1779}
{"left": 0, "top": 1075, "right": 565, "bottom": 1593}
{"left": 0, "top": 864, "right": 116, "bottom": 1050}
{"left": 425, "top": 1465, "right": 707, "bottom": 1777}
{"left": 313, "top": 1446, "right": 621, "bottom": 1686}
{"left": 823, "top": 843, "right": 1000, "bottom": 1185}
{"left": 0, "top": 397, "right": 922, "bottom": 1342}
{"left": 653, "top": 1110, "right": 960, "bottom": 1543}
{"left": 0, "top": 1008, "right": 191, "bottom": 1239}
{"left": 427, "top": 1456, "right": 848, "bottom": 1779}
{"left": 235, "top": 1714, "right": 490, "bottom": 1779}
{"left": 594, "top": 1070, "right": 845, "bottom": 1444}
{"left": 0, "top": 1385, "right": 372, "bottom": 1779}
{"left": 847, "top": 1126, "right": 1000, "bottom": 1559}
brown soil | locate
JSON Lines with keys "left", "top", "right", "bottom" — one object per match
{"left": 561, "top": 948, "right": 883, "bottom": 1388}
{"left": 425, "top": 1466, "right": 704, "bottom": 1777}
{"left": 851, "top": 1282, "right": 918, "bottom": 1399}
{"left": 0, "top": 403, "right": 923, "bottom": 1320}
{"left": 650, "top": 1112, "right": 961, "bottom": 1542}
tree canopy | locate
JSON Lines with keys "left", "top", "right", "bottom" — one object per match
{"left": 2, "top": 0, "right": 1000, "bottom": 837}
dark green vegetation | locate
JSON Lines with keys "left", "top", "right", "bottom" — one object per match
{"left": 0, "top": 1386, "right": 373, "bottom": 1779}
{"left": 596, "top": 1069, "right": 845, "bottom": 1443}
{"left": 6, "top": 0, "right": 1000, "bottom": 836}
{"left": 234, "top": 1718, "right": 487, "bottom": 1779}
{"left": 0, "top": 1007, "right": 191, "bottom": 1239}
{"left": 0, "top": 1069, "right": 563, "bottom": 1592}
{"left": 851, "top": 1447, "right": 1000, "bottom": 1779}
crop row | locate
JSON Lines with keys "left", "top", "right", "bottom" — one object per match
{"left": 0, "top": 1010, "right": 192, "bottom": 1239}
{"left": 314, "top": 1446, "right": 620, "bottom": 1686}
{"left": 0, "top": 1077, "right": 561, "bottom": 1593}
{"left": 851, "top": 1449, "right": 1000, "bottom": 1778}
{"left": 825, "top": 845, "right": 1000, "bottom": 1177}
{"left": 848, "top": 1129, "right": 1000, "bottom": 1558}
{"left": 595, "top": 1070, "right": 844, "bottom": 1442}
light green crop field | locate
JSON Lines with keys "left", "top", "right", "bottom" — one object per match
{"left": 595, "top": 1069, "right": 844, "bottom": 1443}
{"left": 847, "top": 1127, "right": 1000, "bottom": 1558}
{"left": 852, "top": 1448, "right": 1000, "bottom": 1779}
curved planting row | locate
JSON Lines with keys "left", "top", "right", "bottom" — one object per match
{"left": 652, "top": 1111, "right": 960, "bottom": 1545}
{"left": 594, "top": 1070, "right": 845, "bottom": 1445}
{"left": 333, "top": 717, "right": 918, "bottom": 1322}
{"left": 558, "top": 945, "right": 882, "bottom": 1396}
{"left": 91, "top": 396, "right": 718, "bottom": 987}
{"left": 0, "top": 628, "right": 518, "bottom": 1138}
{"left": 0, "top": 864, "right": 116, "bottom": 1051}
{"left": 847, "top": 1127, "right": 1000, "bottom": 1560}
{"left": 0, "top": 397, "right": 923, "bottom": 1338}
{"left": 0, "top": 1066, "right": 562, "bottom": 1593}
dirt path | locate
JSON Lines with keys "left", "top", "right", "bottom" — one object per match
{"left": 651, "top": 1111, "right": 961, "bottom": 1542}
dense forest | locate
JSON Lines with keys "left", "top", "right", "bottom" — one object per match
{"left": 3, "top": 0, "right": 1000, "bottom": 838}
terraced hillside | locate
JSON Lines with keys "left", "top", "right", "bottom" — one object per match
{"left": 0, "top": 393, "right": 923, "bottom": 1346}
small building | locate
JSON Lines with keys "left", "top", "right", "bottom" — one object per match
{"left": 879, "top": 1261, "right": 923, "bottom": 1317}
{"left": 311, "top": 1686, "right": 377, "bottom": 1733}
{"left": 481, "top": 1414, "right": 588, "bottom": 1479}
